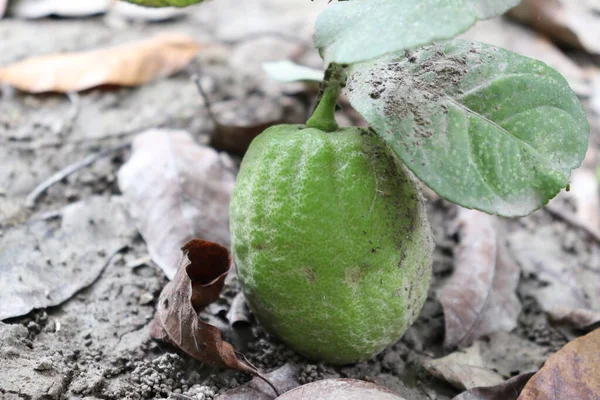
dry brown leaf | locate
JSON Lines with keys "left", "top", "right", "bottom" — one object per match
{"left": 0, "top": 33, "right": 203, "bottom": 93}
{"left": 439, "top": 208, "right": 521, "bottom": 348}
{"left": 509, "top": 0, "right": 600, "bottom": 55}
{"left": 149, "top": 239, "right": 255, "bottom": 374}
{"left": 275, "top": 379, "right": 405, "bottom": 400}
{"left": 453, "top": 372, "right": 534, "bottom": 400}
{"left": 216, "top": 363, "right": 300, "bottom": 400}
{"left": 517, "top": 328, "right": 600, "bottom": 400}
{"left": 118, "top": 129, "right": 235, "bottom": 279}
{"left": 424, "top": 342, "right": 505, "bottom": 391}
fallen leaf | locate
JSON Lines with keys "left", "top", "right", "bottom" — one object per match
{"left": 424, "top": 342, "right": 505, "bottom": 391}
{"left": 118, "top": 129, "right": 235, "bottom": 279}
{"left": 149, "top": 239, "right": 255, "bottom": 374}
{"left": 517, "top": 328, "right": 600, "bottom": 400}
{"left": 275, "top": 379, "right": 406, "bottom": 400}
{"left": 453, "top": 372, "right": 534, "bottom": 400}
{"left": 8, "top": 0, "right": 110, "bottom": 18}
{"left": 0, "top": 33, "right": 203, "bottom": 93}
{"left": 216, "top": 363, "right": 300, "bottom": 400}
{"left": 439, "top": 208, "right": 521, "bottom": 348}
{"left": 0, "top": 196, "right": 135, "bottom": 320}
{"left": 460, "top": 18, "right": 592, "bottom": 96}
{"left": 508, "top": 0, "right": 600, "bottom": 55}
{"left": 547, "top": 307, "right": 600, "bottom": 331}
{"left": 226, "top": 292, "right": 251, "bottom": 327}
{"left": 508, "top": 224, "right": 600, "bottom": 327}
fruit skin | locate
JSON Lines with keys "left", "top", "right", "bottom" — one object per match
{"left": 230, "top": 124, "right": 433, "bottom": 364}
{"left": 122, "top": 0, "right": 203, "bottom": 7}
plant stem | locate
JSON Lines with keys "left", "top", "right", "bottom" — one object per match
{"left": 306, "top": 63, "right": 346, "bottom": 132}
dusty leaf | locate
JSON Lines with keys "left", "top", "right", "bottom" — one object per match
{"left": 509, "top": 0, "right": 600, "bottom": 55}
{"left": 216, "top": 363, "right": 300, "bottom": 400}
{"left": 0, "top": 33, "right": 203, "bottom": 93}
{"left": 118, "top": 129, "right": 235, "bottom": 279}
{"left": 0, "top": 196, "right": 135, "bottom": 320}
{"left": 453, "top": 372, "right": 534, "bottom": 400}
{"left": 275, "top": 379, "right": 405, "bottom": 400}
{"left": 517, "top": 328, "right": 600, "bottom": 400}
{"left": 149, "top": 239, "right": 253, "bottom": 373}
{"left": 8, "top": 0, "right": 110, "bottom": 18}
{"left": 440, "top": 208, "right": 521, "bottom": 348}
{"left": 424, "top": 342, "right": 504, "bottom": 391}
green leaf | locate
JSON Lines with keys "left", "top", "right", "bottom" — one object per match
{"left": 314, "top": 0, "right": 521, "bottom": 65}
{"left": 346, "top": 40, "right": 589, "bottom": 217}
{"left": 120, "top": 0, "right": 203, "bottom": 7}
{"left": 262, "top": 60, "right": 324, "bottom": 83}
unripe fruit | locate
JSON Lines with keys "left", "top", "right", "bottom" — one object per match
{"left": 230, "top": 124, "right": 433, "bottom": 364}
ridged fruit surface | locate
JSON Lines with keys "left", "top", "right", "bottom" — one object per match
{"left": 230, "top": 125, "right": 433, "bottom": 364}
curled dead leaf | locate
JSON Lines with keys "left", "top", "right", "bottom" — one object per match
{"left": 0, "top": 33, "right": 203, "bottom": 93}
{"left": 440, "top": 208, "right": 521, "bottom": 348}
{"left": 149, "top": 239, "right": 253, "bottom": 373}
{"left": 517, "top": 328, "right": 600, "bottom": 400}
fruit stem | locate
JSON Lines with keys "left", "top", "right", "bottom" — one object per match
{"left": 306, "top": 63, "right": 346, "bottom": 132}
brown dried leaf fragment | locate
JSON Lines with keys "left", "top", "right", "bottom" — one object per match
{"left": 453, "top": 372, "right": 534, "bottom": 400}
{"left": 440, "top": 208, "right": 521, "bottom": 348}
{"left": 0, "top": 33, "right": 203, "bottom": 93}
{"left": 518, "top": 328, "right": 600, "bottom": 400}
{"left": 149, "top": 239, "right": 253, "bottom": 373}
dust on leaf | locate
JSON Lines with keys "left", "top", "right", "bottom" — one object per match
{"left": 346, "top": 40, "right": 589, "bottom": 216}
{"left": 149, "top": 239, "right": 254, "bottom": 373}
{"left": 439, "top": 207, "right": 521, "bottom": 348}
{"left": 118, "top": 129, "right": 235, "bottom": 279}
{"left": 517, "top": 328, "right": 600, "bottom": 400}
{"left": 0, "top": 33, "right": 203, "bottom": 93}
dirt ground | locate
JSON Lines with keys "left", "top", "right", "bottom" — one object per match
{"left": 1, "top": 1, "right": 599, "bottom": 399}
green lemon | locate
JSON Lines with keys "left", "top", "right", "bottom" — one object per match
{"left": 230, "top": 124, "right": 433, "bottom": 364}
{"left": 121, "top": 0, "right": 203, "bottom": 7}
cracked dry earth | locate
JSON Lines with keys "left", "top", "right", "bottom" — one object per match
{"left": 1, "top": 1, "right": 600, "bottom": 399}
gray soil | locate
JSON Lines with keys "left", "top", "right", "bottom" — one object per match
{"left": 1, "top": 2, "right": 599, "bottom": 399}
